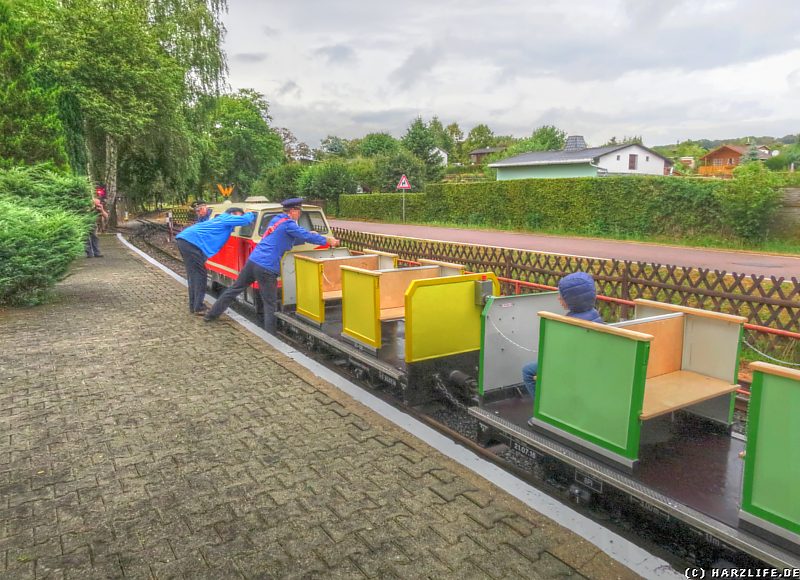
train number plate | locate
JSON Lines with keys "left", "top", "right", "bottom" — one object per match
{"left": 511, "top": 439, "right": 540, "bottom": 461}
{"left": 574, "top": 469, "right": 603, "bottom": 493}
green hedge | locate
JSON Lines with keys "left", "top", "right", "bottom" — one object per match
{"left": 340, "top": 176, "right": 729, "bottom": 237}
{"left": 0, "top": 198, "right": 87, "bottom": 305}
{"left": 0, "top": 166, "right": 92, "bottom": 305}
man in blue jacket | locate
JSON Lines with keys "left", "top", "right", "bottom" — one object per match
{"left": 204, "top": 198, "right": 340, "bottom": 333}
{"left": 522, "top": 271, "right": 604, "bottom": 426}
{"left": 175, "top": 207, "right": 256, "bottom": 316}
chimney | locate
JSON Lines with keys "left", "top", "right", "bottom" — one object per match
{"left": 564, "top": 135, "right": 587, "bottom": 151}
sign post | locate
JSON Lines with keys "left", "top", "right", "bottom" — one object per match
{"left": 216, "top": 184, "right": 234, "bottom": 198}
{"left": 396, "top": 174, "right": 411, "bottom": 222}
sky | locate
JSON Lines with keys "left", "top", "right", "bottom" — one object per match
{"left": 222, "top": 0, "right": 800, "bottom": 149}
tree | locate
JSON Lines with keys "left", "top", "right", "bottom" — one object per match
{"left": 358, "top": 132, "right": 398, "bottom": 157}
{"left": 604, "top": 135, "right": 642, "bottom": 146}
{"left": 372, "top": 149, "right": 425, "bottom": 192}
{"left": 318, "top": 135, "right": 349, "bottom": 158}
{"left": 0, "top": 1, "right": 66, "bottom": 167}
{"left": 276, "top": 127, "right": 312, "bottom": 161}
{"left": 428, "top": 116, "right": 455, "bottom": 155}
{"left": 445, "top": 122, "right": 464, "bottom": 144}
{"left": 297, "top": 159, "right": 357, "bottom": 211}
{"left": 464, "top": 124, "right": 495, "bottom": 151}
{"left": 401, "top": 117, "right": 444, "bottom": 182}
{"left": 253, "top": 163, "right": 306, "bottom": 199}
{"left": 202, "top": 89, "right": 284, "bottom": 198}
{"left": 495, "top": 125, "right": 566, "bottom": 161}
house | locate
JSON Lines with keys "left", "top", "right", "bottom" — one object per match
{"left": 698, "top": 145, "right": 772, "bottom": 177}
{"left": 431, "top": 147, "right": 448, "bottom": 167}
{"left": 468, "top": 146, "right": 506, "bottom": 165}
{"left": 488, "top": 136, "right": 671, "bottom": 180}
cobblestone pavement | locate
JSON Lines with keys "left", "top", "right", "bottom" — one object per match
{"left": 0, "top": 236, "right": 641, "bottom": 579}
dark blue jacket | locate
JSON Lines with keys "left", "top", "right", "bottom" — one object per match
{"left": 558, "top": 272, "right": 603, "bottom": 323}
{"left": 248, "top": 214, "right": 328, "bottom": 274}
{"left": 176, "top": 213, "right": 256, "bottom": 257}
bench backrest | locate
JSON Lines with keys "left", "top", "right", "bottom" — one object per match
{"left": 377, "top": 266, "right": 440, "bottom": 309}
{"left": 405, "top": 273, "right": 500, "bottom": 363}
{"left": 363, "top": 249, "right": 399, "bottom": 270}
{"left": 741, "top": 362, "right": 800, "bottom": 543}
{"left": 479, "top": 292, "right": 563, "bottom": 394}
{"left": 319, "top": 255, "right": 379, "bottom": 292}
{"left": 614, "top": 313, "right": 684, "bottom": 379}
{"left": 633, "top": 299, "right": 744, "bottom": 383}
{"left": 417, "top": 259, "right": 466, "bottom": 277}
{"left": 281, "top": 247, "right": 353, "bottom": 306}
{"left": 534, "top": 312, "right": 653, "bottom": 466}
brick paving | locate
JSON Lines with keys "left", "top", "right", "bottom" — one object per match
{"left": 0, "top": 236, "right": 641, "bottom": 579}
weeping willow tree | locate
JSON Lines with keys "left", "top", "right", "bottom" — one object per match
{"left": 18, "top": 0, "right": 228, "bottom": 222}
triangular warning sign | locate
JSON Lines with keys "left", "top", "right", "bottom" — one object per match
{"left": 396, "top": 174, "right": 411, "bottom": 190}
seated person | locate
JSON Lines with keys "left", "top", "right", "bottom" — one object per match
{"left": 523, "top": 271, "right": 604, "bottom": 427}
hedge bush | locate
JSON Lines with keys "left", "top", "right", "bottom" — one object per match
{"left": 0, "top": 198, "right": 87, "bottom": 305}
{"left": 0, "top": 165, "right": 92, "bottom": 306}
{"left": 0, "top": 165, "right": 93, "bottom": 214}
{"left": 340, "top": 176, "right": 732, "bottom": 238}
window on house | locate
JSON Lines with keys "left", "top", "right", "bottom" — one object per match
{"left": 628, "top": 154, "right": 638, "bottom": 170}
{"left": 616, "top": 155, "right": 620, "bottom": 161}
{"left": 646, "top": 155, "right": 650, "bottom": 162}
{"left": 713, "top": 158, "right": 723, "bottom": 166}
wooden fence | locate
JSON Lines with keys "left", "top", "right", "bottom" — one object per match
{"left": 333, "top": 228, "right": 800, "bottom": 363}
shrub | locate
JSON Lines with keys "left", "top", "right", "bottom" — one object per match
{"left": 253, "top": 163, "right": 305, "bottom": 199}
{"left": 715, "top": 163, "right": 782, "bottom": 240}
{"left": 341, "top": 176, "right": 730, "bottom": 238}
{"left": 0, "top": 165, "right": 92, "bottom": 214}
{"left": 0, "top": 197, "right": 88, "bottom": 305}
{"left": 297, "top": 159, "right": 357, "bottom": 212}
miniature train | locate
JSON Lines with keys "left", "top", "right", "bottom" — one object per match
{"left": 202, "top": 199, "right": 799, "bottom": 570}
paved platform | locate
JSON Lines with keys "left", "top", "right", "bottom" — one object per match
{"left": 0, "top": 236, "right": 643, "bottom": 579}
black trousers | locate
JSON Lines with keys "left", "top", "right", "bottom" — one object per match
{"left": 85, "top": 226, "right": 101, "bottom": 257}
{"left": 176, "top": 239, "right": 208, "bottom": 313}
{"left": 206, "top": 260, "right": 279, "bottom": 333}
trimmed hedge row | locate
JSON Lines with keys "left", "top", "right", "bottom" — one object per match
{"left": 340, "top": 176, "right": 728, "bottom": 238}
{"left": 0, "top": 166, "right": 92, "bottom": 306}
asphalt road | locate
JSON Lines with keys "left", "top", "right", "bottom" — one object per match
{"left": 331, "top": 219, "right": 800, "bottom": 280}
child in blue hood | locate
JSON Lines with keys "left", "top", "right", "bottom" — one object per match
{"left": 522, "top": 272, "right": 603, "bottom": 426}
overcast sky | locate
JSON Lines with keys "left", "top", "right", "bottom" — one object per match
{"left": 222, "top": 0, "right": 800, "bottom": 149}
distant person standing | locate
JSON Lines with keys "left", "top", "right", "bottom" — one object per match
{"left": 205, "top": 198, "right": 340, "bottom": 333}
{"left": 85, "top": 198, "right": 108, "bottom": 258}
{"left": 192, "top": 200, "right": 211, "bottom": 223}
{"left": 175, "top": 207, "right": 256, "bottom": 316}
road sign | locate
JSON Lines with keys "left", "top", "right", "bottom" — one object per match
{"left": 396, "top": 174, "right": 411, "bottom": 190}
{"left": 217, "top": 184, "right": 234, "bottom": 197}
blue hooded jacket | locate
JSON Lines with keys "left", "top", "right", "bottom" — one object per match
{"left": 558, "top": 272, "right": 603, "bottom": 323}
{"left": 248, "top": 213, "right": 328, "bottom": 274}
{"left": 176, "top": 212, "right": 256, "bottom": 257}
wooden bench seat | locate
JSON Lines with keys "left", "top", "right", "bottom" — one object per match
{"left": 641, "top": 371, "right": 738, "bottom": 420}
{"left": 322, "top": 290, "right": 342, "bottom": 301}
{"left": 379, "top": 306, "right": 406, "bottom": 321}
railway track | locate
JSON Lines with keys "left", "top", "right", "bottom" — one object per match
{"left": 122, "top": 222, "right": 777, "bottom": 572}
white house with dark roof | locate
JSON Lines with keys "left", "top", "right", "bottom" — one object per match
{"left": 488, "top": 136, "right": 671, "bottom": 180}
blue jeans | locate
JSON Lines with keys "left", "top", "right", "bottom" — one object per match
{"left": 522, "top": 361, "right": 538, "bottom": 399}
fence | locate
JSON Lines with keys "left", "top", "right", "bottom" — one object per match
{"left": 333, "top": 228, "right": 800, "bottom": 364}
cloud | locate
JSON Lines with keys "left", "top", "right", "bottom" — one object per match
{"left": 232, "top": 52, "right": 268, "bottom": 64}
{"left": 314, "top": 44, "right": 357, "bottom": 64}
{"left": 276, "top": 80, "right": 301, "bottom": 98}
{"left": 788, "top": 69, "right": 800, "bottom": 90}
{"left": 390, "top": 45, "right": 442, "bottom": 89}
{"left": 262, "top": 26, "right": 279, "bottom": 37}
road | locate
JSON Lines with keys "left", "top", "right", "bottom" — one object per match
{"left": 331, "top": 219, "right": 800, "bottom": 279}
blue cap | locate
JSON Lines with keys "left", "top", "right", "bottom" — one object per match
{"left": 281, "top": 197, "right": 304, "bottom": 209}
{"left": 558, "top": 272, "right": 597, "bottom": 313}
